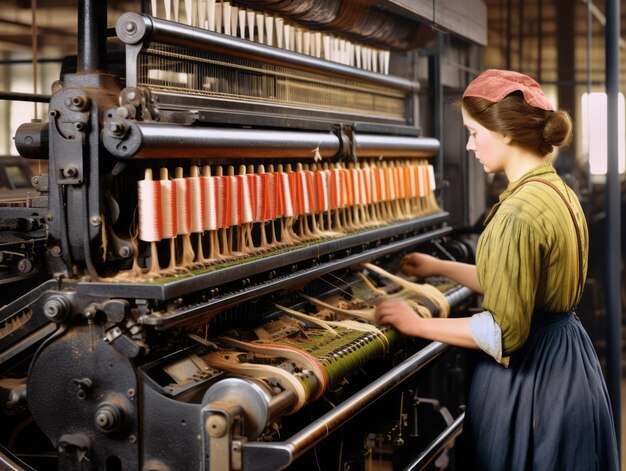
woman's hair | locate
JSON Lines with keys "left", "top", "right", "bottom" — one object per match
{"left": 462, "top": 92, "right": 573, "bottom": 156}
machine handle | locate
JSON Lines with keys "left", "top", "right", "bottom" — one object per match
{"left": 403, "top": 411, "right": 465, "bottom": 471}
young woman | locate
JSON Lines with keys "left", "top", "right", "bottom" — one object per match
{"left": 374, "top": 69, "right": 619, "bottom": 470}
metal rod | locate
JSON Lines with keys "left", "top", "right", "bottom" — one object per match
{"left": 585, "top": 0, "right": 593, "bottom": 205}
{"left": 103, "top": 122, "right": 342, "bottom": 159}
{"left": 0, "top": 445, "right": 38, "bottom": 471}
{"left": 268, "top": 390, "right": 297, "bottom": 423}
{"left": 604, "top": 0, "right": 622, "bottom": 459}
{"left": 505, "top": 0, "right": 512, "bottom": 70}
{"left": 104, "top": 121, "right": 439, "bottom": 160}
{"left": 431, "top": 33, "right": 444, "bottom": 206}
{"left": 404, "top": 411, "right": 464, "bottom": 471}
{"left": 31, "top": 0, "right": 38, "bottom": 120}
{"left": 115, "top": 13, "right": 418, "bottom": 93}
{"left": 354, "top": 135, "right": 439, "bottom": 158}
{"left": 517, "top": 0, "right": 523, "bottom": 70}
{"left": 242, "top": 342, "right": 451, "bottom": 471}
{"left": 0, "top": 91, "right": 50, "bottom": 103}
{"left": 537, "top": 0, "right": 542, "bottom": 81}
{"left": 77, "top": 0, "right": 107, "bottom": 72}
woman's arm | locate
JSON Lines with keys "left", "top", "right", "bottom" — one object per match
{"left": 437, "top": 260, "right": 483, "bottom": 294}
{"left": 374, "top": 298, "right": 479, "bottom": 349}
{"left": 400, "top": 253, "right": 483, "bottom": 294}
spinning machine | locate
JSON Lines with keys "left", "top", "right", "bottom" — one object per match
{"left": 0, "top": 1, "right": 475, "bottom": 470}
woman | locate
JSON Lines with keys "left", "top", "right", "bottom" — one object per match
{"left": 374, "top": 69, "right": 619, "bottom": 470}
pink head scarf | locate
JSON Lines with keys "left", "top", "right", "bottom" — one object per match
{"left": 463, "top": 69, "right": 554, "bottom": 111}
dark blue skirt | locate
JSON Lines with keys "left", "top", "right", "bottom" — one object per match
{"left": 465, "top": 312, "right": 619, "bottom": 470}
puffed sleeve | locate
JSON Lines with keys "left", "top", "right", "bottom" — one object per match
{"left": 476, "top": 212, "right": 543, "bottom": 355}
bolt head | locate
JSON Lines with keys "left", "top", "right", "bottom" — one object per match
{"left": 206, "top": 415, "right": 227, "bottom": 438}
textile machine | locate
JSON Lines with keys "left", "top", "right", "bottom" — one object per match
{"left": 0, "top": 1, "right": 476, "bottom": 470}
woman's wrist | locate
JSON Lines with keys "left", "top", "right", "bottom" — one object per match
{"left": 435, "top": 258, "right": 449, "bottom": 278}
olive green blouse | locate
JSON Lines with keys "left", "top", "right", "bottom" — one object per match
{"left": 476, "top": 163, "right": 588, "bottom": 356}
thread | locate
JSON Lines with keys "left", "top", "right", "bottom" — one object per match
{"left": 174, "top": 167, "right": 191, "bottom": 235}
{"left": 159, "top": 167, "right": 177, "bottom": 239}
{"left": 138, "top": 169, "right": 163, "bottom": 242}
{"left": 189, "top": 166, "right": 205, "bottom": 234}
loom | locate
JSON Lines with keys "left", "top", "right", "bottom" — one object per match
{"left": 0, "top": 1, "right": 475, "bottom": 470}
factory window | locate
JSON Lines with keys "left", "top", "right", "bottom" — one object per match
{"left": 581, "top": 92, "right": 626, "bottom": 175}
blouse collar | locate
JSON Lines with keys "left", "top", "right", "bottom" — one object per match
{"left": 483, "top": 163, "right": 556, "bottom": 226}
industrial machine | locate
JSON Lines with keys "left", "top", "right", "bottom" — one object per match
{"left": 0, "top": 1, "right": 476, "bottom": 470}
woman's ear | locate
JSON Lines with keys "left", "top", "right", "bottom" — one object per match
{"left": 502, "top": 134, "right": 512, "bottom": 145}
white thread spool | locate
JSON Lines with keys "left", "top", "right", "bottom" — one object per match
{"left": 174, "top": 167, "right": 191, "bottom": 235}
{"left": 229, "top": 172, "right": 240, "bottom": 227}
{"left": 238, "top": 165, "right": 253, "bottom": 224}
{"left": 247, "top": 10, "right": 255, "bottom": 41}
{"left": 138, "top": 168, "right": 162, "bottom": 242}
{"left": 238, "top": 8, "right": 246, "bottom": 38}
{"left": 266, "top": 15, "right": 275, "bottom": 47}
{"left": 202, "top": 166, "right": 217, "bottom": 231}
{"left": 428, "top": 165, "right": 436, "bottom": 191}
{"left": 274, "top": 17, "right": 282, "bottom": 48}
{"left": 160, "top": 167, "right": 177, "bottom": 240}
{"left": 207, "top": 0, "right": 216, "bottom": 31}
{"left": 189, "top": 166, "right": 204, "bottom": 234}
{"left": 281, "top": 171, "right": 293, "bottom": 218}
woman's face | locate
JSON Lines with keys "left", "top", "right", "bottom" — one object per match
{"left": 462, "top": 108, "right": 511, "bottom": 174}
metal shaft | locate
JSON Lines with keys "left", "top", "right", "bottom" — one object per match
{"left": 77, "top": 0, "right": 107, "bottom": 72}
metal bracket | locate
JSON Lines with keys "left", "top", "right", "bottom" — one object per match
{"left": 49, "top": 114, "right": 85, "bottom": 186}
{"left": 202, "top": 404, "right": 249, "bottom": 471}
{"left": 341, "top": 124, "right": 357, "bottom": 163}
{"left": 103, "top": 326, "right": 142, "bottom": 358}
{"left": 201, "top": 378, "right": 272, "bottom": 471}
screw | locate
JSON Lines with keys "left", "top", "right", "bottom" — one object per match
{"left": 206, "top": 415, "right": 227, "bottom": 438}
{"left": 43, "top": 296, "right": 69, "bottom": 321}
{"left": 95, "top": 406, "right": 119, "bottom": 432}
{"left": 72, "top": 96, "right": 85, "bottom": 107}
{"left": 118, "top": 246, "right": 132, "bottom": 258}
{"left": 62, "top": 166, "right": 78, "bottom": 178}
{"left": 17, "top": 258, "right": 33, "bottom": 274}
{"left": 109, "top": 122, "right": 125, "bottom": 136}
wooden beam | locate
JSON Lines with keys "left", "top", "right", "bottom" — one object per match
{"left": 381, "top": 0, "right": 487, "bottom": 45}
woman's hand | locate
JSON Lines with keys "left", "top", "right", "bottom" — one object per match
{"left": 374, "top": 298, "right": 422, "bottom": 337}
{"left": 375, "top": 298, "right": 480, "bottom": 350}
{"left": 399, "top": 252, "right": 442, "bottom": 278}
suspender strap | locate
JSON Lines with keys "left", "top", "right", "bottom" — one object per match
{"left": 524, "top": 177, "right": 585, "bottom": 301}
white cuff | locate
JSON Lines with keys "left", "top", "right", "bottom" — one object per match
{"left": 469, "top": 311, "right": 504, "bottom": 364}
